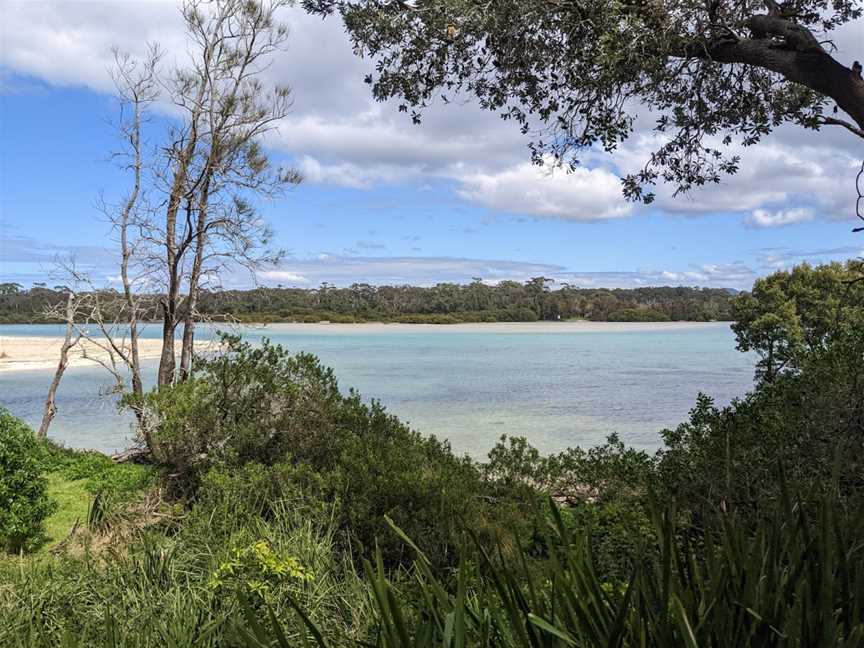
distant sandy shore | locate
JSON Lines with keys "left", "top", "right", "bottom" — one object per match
{"left": 254, "top": 320, "right": 726, "bottom": 334}
{"left": 0, "top": 321, "right": 726, "bottom": 373}
{"left": 0, "top": 336, "right": 174, "bottom": 373}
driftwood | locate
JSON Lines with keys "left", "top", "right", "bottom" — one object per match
{"left": 111, "top": 447, "right": 153, "bottom": 464}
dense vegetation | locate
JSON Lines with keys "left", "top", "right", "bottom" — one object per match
{"left": 1, "top": 260, "right": 862, "bottom": 646}
{"left": 0, "top": 410, "right": 55, "bottom": 552}
{"left": 0, "top": 279, "right": 734, "bottom": 324}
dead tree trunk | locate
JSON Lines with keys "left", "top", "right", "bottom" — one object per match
{"left": 37, "top": 292, "right": 80, "bottom": 440}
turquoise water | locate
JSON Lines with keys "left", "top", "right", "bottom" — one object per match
{"left": 0, "top": 323, "right": 754, "bottom": 458}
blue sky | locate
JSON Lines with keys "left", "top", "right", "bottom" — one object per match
{"left": 1, "top": 2, "right": 862, "bottom": 290}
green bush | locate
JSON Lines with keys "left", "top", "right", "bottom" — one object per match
{"left": 331, "top": 396, "right": 483, "bottom": 565}
{"left": 484, "top": 434, "right": 655, "bottom": 580}
{"left": 608, "top": 307, "right": 671, "bottom": 322}
{"left": 138, "top": 334, "right": 344, "bottom": 495}
{"left": 40, "top": 443, "right": 153, "bottom": 500}
{"left": 0, "top": 409, "right": 55, "bottom": 553}
{"left": 656, "top": 326, "right": 864, "bottom": 519}
{"left": 141, "top": 334, "right": 491, "bottom": 566}
{"left": 197, "top": 461, "right": 330, "bottom": 528}
{"left": 0, "top": 504, "right": 375, "bottom": 647}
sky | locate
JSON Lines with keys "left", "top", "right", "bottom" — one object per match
{"left": 1, "top": 1, "right": 862, "bottom": 291}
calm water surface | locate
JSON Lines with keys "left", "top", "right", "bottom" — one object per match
{"left": 0, "top": 323, "right": 754, "bottom": 458}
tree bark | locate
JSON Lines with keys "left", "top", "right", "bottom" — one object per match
{"left": 157, "top": 144, "right": 196, "bottom": 388}
{"left": 681, "top": 16, "right": 864, "bottom": 133}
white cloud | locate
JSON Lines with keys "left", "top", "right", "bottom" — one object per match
{"left": 756, "top": 245, "right": 864, "bottom": 271}
{"left": 746, "top": 208, "right": 814, "bottom": 228}
{"left": 607, "top": 132, "right": 860, "bottom": 222}
{"left": 559, "top": 263, "right": 757, "bottom": 290}
{"left": 457, "top": 162, "right": 632, "bottom": 221}
{"left": 298, "top": 156, "right": 378, "bottom": 189}
{"left": 1, "top": 0, "right": 859, "bottom": 226}
{"left": 256, "top": 255, "right": 564, "bottom": 287}
{"left": 256, "top": 270, "right": 309, "bottom": 284}
{"left": 0, "top": 1, "right": 182, "bottom": 93}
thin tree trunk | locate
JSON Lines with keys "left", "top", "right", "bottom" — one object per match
{"left": 157, "top": 163, "right": 191, "bottom": 388}
{"left": 120, "top": 84, "right": 144, "bottom": 407}
{"left": 179, "top": 183, "right": 211, "bottom": 381}
{"left": 38, "top": 293, "right": 79, "bottom": 440}
{"left": 158, "top": 303, "right": 177, "bottom": 387}
{"left": 157, "top": 192, "right": 182, "bottom": 387}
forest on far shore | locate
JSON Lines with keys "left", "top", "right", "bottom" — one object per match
{"left": 0, "top": 278, "right": 735, "bottom": 324}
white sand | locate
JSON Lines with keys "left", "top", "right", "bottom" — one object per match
{"left": 0, "top": 336, "right": 173, "bottom": 373}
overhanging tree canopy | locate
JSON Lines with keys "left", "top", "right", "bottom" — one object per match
{"left": 304, "top": 0, "right": 863, "bottom": 203}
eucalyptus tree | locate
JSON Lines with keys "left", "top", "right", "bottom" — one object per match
{"left": 36, "top": 0, "right": 300, "bottom": 453}
{"left": 150, "top": 0, "right": 302, "bottom": 385}
{"left": 305, "top": 0, "right": 863, "bottom": 205}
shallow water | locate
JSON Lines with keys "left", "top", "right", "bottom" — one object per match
{"left": 0, "top": 322, "right": 754, "bottom": 458}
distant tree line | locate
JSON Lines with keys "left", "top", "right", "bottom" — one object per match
{"left": 0, "top": 278, "right": 734, "bottom": 324}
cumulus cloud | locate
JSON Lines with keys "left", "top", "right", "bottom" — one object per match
{"left": 457, "top": 162, "right": 632, "bottom": 221}
{"left": 559, "top": 263, "right": 757, "bottom": 290}
{"left": 0, "top": 1, "right": 182, "bottom": 93}
{"left": 256, "top": 270, "right": 309, "bottom": 284}
{"left": 746, "top": 208, "right": 814, "bottom": 228}
{"left": 1, "top": 0, "right": 858, "bottom": 227}
{"left": 298, "top": 156, "right": 382, "bottom": 189}
{"left": 607, "top": 132, "right": 861, "bottom": 223}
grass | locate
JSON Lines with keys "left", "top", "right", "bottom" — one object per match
{"left": 42, "top": 472, "right": 91, "bottom": 550}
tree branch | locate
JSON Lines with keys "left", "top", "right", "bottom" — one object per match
{"left": 681, "top": 26, "right": 864, "bottom": 131}
{"left": 820, "top": 116, "right": 864, "bottom": 139}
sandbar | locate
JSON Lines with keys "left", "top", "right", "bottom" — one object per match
{"left": 0, "top": 336, "right": 173, "bottom": 373}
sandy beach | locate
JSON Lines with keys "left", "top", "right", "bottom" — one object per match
{"left": 0, "top": 336, "right": 174, "bottom": 373}
{"left": 0, "top": 321, "right": 725, "bottom": 373}
{"left": 254, "top": 320, "right": 725, "bottom": 335}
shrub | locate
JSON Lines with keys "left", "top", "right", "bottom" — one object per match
{"left": 0, "top": 409, "right": 55, "bottom": 552}
{"left": 484, "top": 434, "right": 655, "bottom": 580}
{"left": 208, "top": 539, "right": 314, "bottom": 601}
{"left": 197, "top": 461, "right": 330, "bottom": 527}
{"left": 655, "top": 326, "right": 864, "bottom": 519}
{"left": 608, "top": 307, "right": 671, "bottom": 322}
{"left": 40, "top": 443, "right": 153, "bottom": 500}
{"left": 138, "top": 334, "right": 344, "bottom": 495}
{"left": 331, "top": 396, "right": 484, "bottom": 565}
{"left": 142, "top": 334, "right": 491, "bottom": 566}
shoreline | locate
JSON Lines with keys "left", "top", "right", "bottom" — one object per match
{"left": 251, "top": 320, "right": 728, "bottom": 334}
{"left": 0, "top": 337, "right": 176, "bottom": 374}
{"left": 0, "top": 321, "right": 728, "bottom": 374}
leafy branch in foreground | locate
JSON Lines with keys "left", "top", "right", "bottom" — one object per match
{"left": 306, "top": 0, "right": 864, "bottom": 202}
